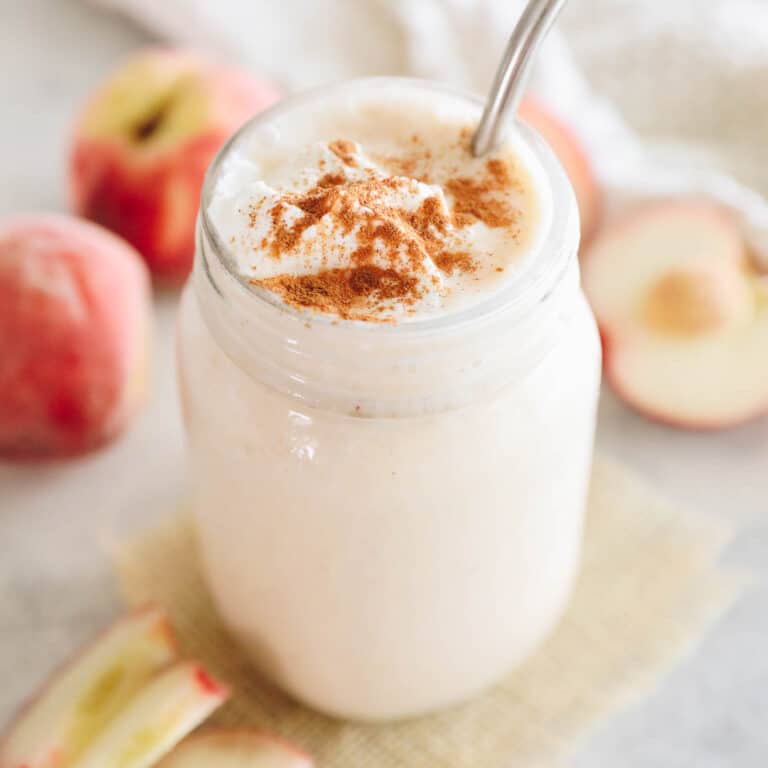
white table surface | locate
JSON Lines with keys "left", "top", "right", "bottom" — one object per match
{"left": 1, "top": 2, "right": 767, "bottom": 765}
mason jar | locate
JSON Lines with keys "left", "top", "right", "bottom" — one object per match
{"left": 177, "top": 78, "right": 601, "bottom": 721}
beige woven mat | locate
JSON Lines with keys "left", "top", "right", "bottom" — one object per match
{"left": 114, "top": 456, "right": 745, "bottom": 768}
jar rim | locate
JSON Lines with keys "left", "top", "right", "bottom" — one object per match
{"left": 199, "top": 76, "right": 577, "bottom": 339}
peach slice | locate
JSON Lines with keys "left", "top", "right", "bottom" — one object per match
{"left": 72, "top": 662, "right": 228, "bottom": 768}
{"left": 158, "top": 731, "right": 314, "bottom": 768}
{"left": 0, "top": 607, "right": 176, "bottom": 768}
{"left": 583, "top": 201, "right": 768, "bottom": 428}
{"left": 519, "top": 97, "right": 602, "bottom": 246}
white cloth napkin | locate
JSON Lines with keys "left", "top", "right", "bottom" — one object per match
{"left": 92, "top": 0, "right": 768, "bottom": 258}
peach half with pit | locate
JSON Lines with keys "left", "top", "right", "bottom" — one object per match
{"left": 582, "top": 201, "right": 768, "bottom": 429}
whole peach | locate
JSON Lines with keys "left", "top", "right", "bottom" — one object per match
{"left": 519, "top": 97, "right": 602, "bottom": 247}
{"left": 0, "top": 214, "right": 151, "bottom": 458}
{"left": 69, "top": 48, "right": 281, "bottom": 284}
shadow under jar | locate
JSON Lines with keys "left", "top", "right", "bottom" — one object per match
{"left": 177, "top": 78, "right": 601, "bottom": 722}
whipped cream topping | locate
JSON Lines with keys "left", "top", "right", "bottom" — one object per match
{"left": 207, "top": 89, "right": 545, "bottom": 322}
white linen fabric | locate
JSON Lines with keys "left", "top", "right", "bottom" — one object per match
{"left": 90, "top": 0, "right": 768, "bottom": 257}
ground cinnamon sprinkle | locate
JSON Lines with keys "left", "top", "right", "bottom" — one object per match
{"left": 255, "top": 265, "right": 419, "bottom": 321}
{"left": 377, "top": 145, "right": 433, "bottom": 182}
{"left": 446, "top": 159, "right": 519, "bottom": 229}
{"left": 350, "top": 244, "right": 374, "bottom": 265}
{"left": 434, "top": 251, "right": 476, "bottom": 275}
{"left": 247, "top": 133, "right": 525, "bottom": 319}
{"left": 318, "top": 172, "right": 346, "bottom": 188}
{"left": 328, "top": 139, "right": 358, "bottom": 167}
{"left": 384, "top": 155, "right": 420, "bottom": 179}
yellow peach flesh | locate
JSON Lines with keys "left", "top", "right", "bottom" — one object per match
{"left": 641, "top": 266, "right": 754, "bottom": 338}
{"left": 0, "top": 609, "right": 176, "bottom": 768}
{"left": 79, "top": 53, "right": 210, "bottom": 148}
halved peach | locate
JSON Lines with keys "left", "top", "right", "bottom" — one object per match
{"left": 0, "top": 607, "right": 176, "bottom": 768}
{"left": 158, "top": 730, "right": 314, "bottom": 768}
{"left": 72, "top": 662, "right": 228, "bottom": 768}
{"left": 583, "top": 201, "right": 768, "bottom": 428}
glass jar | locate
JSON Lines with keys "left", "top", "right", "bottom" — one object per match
{"left": 177, "top": 78, "right": 601, "bottom": 721}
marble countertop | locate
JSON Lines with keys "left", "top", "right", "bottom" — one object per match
{"left": 1, "top": 2, "right": 767, "bottom": 765}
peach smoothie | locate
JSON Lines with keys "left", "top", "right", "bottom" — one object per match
{"left": 177, "top": 79, "right": 601, "bottom": 720}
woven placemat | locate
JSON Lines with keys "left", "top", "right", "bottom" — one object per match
{"left": 114, "top": 457, "right": 744, "bottom": 767}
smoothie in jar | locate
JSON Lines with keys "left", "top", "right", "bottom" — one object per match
{"left": 178, "top": 78, "right": 601, "bottom": 721}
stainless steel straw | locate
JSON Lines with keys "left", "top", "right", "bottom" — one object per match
{"left": 472, "top": 0, "right": 568, "bottom": 157}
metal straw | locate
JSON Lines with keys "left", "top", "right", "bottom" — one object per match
{"left": 472, "top": 0, "right": 568, "bottom": 157}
